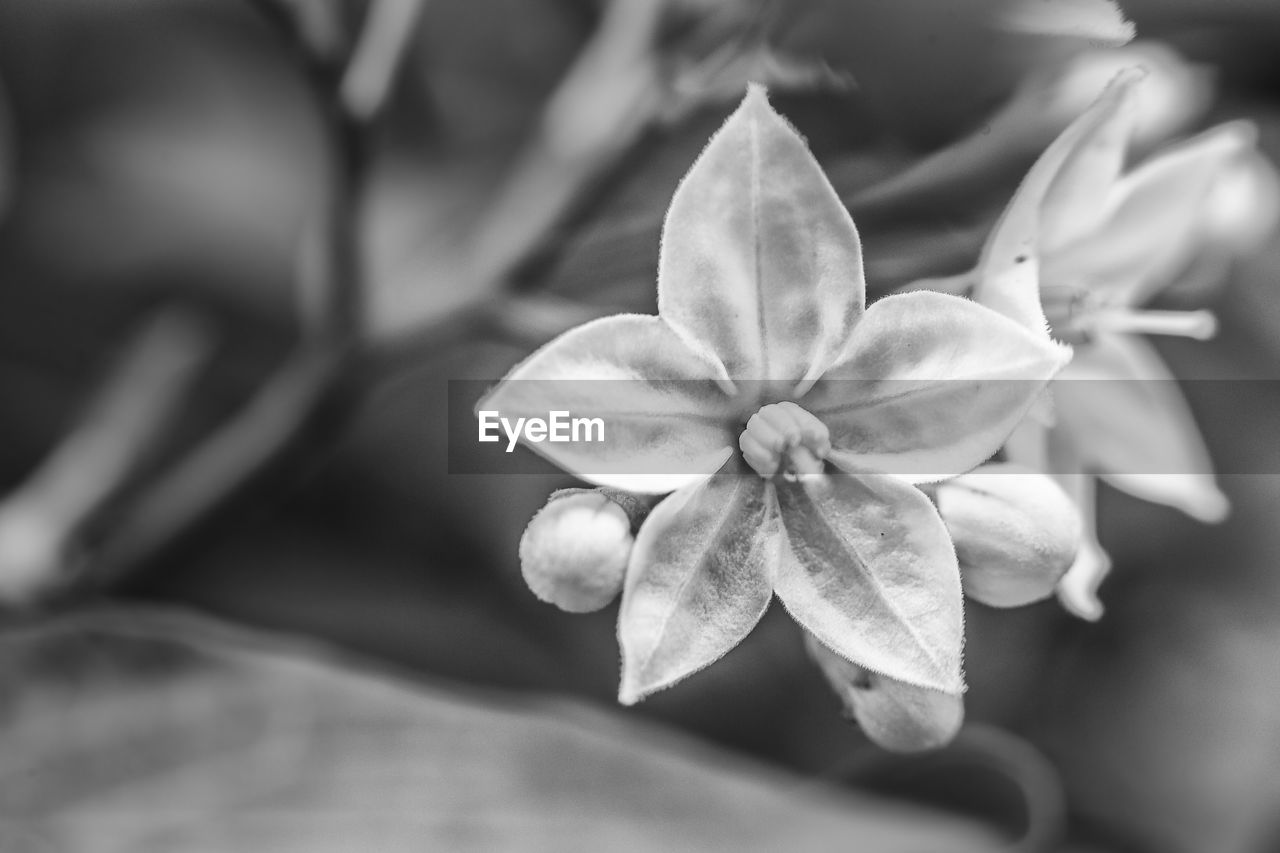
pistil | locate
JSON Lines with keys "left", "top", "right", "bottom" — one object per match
{"left": 1090, "top": 308, "right": 1218, "bottom": 340}
{"left": 739, "top": 402, "right": 831, "bottom": 480}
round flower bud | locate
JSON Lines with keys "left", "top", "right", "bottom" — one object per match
{"left": 1201, "top": 150, "right": 1280, "bottom": 253}
{"left": 805, "top": 634, "right": 963, "bottom": 753}
{"left": 936, "top": 464, "right": 1081, "bottom": 608}
{"left": 519, "top": 489, "right": 634, "bottom": 613}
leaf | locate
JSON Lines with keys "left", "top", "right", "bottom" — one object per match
{"left": 1050, "top": 121, "right": 1259, "bottom": 306}
{"left": 657, "top": 85, "right": 867, "bottom": 387}
{"left": 618, "top": 468, "right": 777, "bottom": 704}
{"left": 804, "top": 633, "right": 964, "bottom": 753}
{"left": 805, "top": 291, "right": 1069, "bottom": 482}
{"left": 974, "top": 68, "right": 1141, "bottom": 332}
{"left": 0, "top": 608, "right": 1005, "bottom": 852}
{"left": 477, "top": 314, "right": 738, "bottom": 493}
{"left": 1053, "top": 333, "right": 1229, "bottom": 523}
{"left": 773, "top": 468, "right": 964, "bottom": 694}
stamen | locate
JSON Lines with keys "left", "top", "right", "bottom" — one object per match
{"left": 1091, "top": 309, "right": 1218, "bottom": 340}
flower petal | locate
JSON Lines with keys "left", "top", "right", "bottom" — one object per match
{"left": 804, "top": 633, "right": 964, "bottom": 753}
{"left": 478, "top": 314, "right": 738, "bottom": 493}
{"left": 1050, "top": 121, "right": 1258, "bottom": 306}
{"left": 657, "top": 85, "right": 866, "bottom": 387}
{"left": 773, "top": 468, "right": 964, "bottom": 694}
{"left": 618, "top": 468, "right": 777, "bottom": 704}
{"left": 1050, "top": 466, "right": 1112, "bottom": 621}
{"left": 1054, "top": 334, "right": 1229, "bottom": 522}
{"left": 807, "top": 292, "right": 1070, "bottom": 482}
{"left": 974, "top": 69, "right": 1141, "bottom": 332}
{"left": 995, "top": 0, "right": 1134, "bottom": 47}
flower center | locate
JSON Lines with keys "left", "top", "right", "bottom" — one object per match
{"left": 739, "top": 402, "right": 831, "bottom": 480}
{"left": 1042, "top": 285, "right": 1217, "bottom": 344}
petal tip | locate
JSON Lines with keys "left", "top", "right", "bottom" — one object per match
{"left": 1065, "top": 595, "right": 1105, "bottom": 621}
{"left": 617, "top": 669, "right": 648, "bottom": 706}
{"left": 1110, "top": 64, "right": 1149, "bottom": 90}
{"left": 743, "top": 81, "right": 770, "bottom": 105}
{"left": 1186, "top": 487, "right": 1231, "bottom": 524}
{"left": 735, "top": 82, "right": 780, "bottom": 127}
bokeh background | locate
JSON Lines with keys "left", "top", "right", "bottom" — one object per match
{"left": 3, "top": 1, "right": 1280, "bottom": 851}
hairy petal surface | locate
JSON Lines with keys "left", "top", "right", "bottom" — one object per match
{"left": 807, "top": 292, "right": 1070, "bottom": 482}
{"left": 657, "top": 85, "right": 866, "bottom": 387}
{"left": 773, "top": 469, "right": 964, "bottom": 694}
{"left": 974, "top": 69, "right": 1141, "bottom": 332}
{"left": 618, "top": 468, "right": 777, "bottom": 704}
{"left": 479, "top": 314, "right": 737, "bottom": 493}
{"left": 1054, "top": 334, "right": 1229, "bottom": 522}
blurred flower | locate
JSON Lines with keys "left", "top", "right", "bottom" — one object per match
{"left": 935, "top": 464, "right": 1081, "bottom": 608}
{"left": 950, "top": 68, "right": 1277, "bottom": 617}
{"left": 850, "top": 40, "right": 1209, "bottom": 224}
{"left": 1001, "top": 41, "right": 1211, "bottom": 161}
{"left": 1198, "top": 148, "right": 1280, "bottom": 255}
{"left": 804, "top": 632, "right": 964, "bottom": 753}
{"left": 481, "top": 87, "right": 1067, "bottom": 707}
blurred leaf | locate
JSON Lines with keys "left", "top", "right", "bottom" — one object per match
{"left": 0, "top": 608, "right": 1004, "bottom": 852}
{"left": 6, "top": 4, "right": 324, "bottom": 316}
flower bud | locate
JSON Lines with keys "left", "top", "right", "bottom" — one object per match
{"left": 1200, "top": 149, "right": 1280, "bottom": 254}
{"left": 805, "top": 634, "right": 963, "bottom": 753}
{"left": 519, "top": 489, "right": 638, "bottom": 613}
{"left": 936, "top": 464, "right": 1081, "bottom": 608}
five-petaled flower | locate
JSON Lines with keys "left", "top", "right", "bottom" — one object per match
{"left": 480, "top": 87, "right": 1069, "bottom": 704}
{"left": 950, "top": 68, "right": 1276, "bottom": 618}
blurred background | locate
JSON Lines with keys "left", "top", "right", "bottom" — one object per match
{"left": 3, "top": 1, "right": 1280, "bottom": 851}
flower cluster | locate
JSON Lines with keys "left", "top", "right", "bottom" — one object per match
{"left": 943, "top": 56, "right": 1276, "bottom": 618}
{"left": 480, "top": 53, "right": 1276, "bottom": 750}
